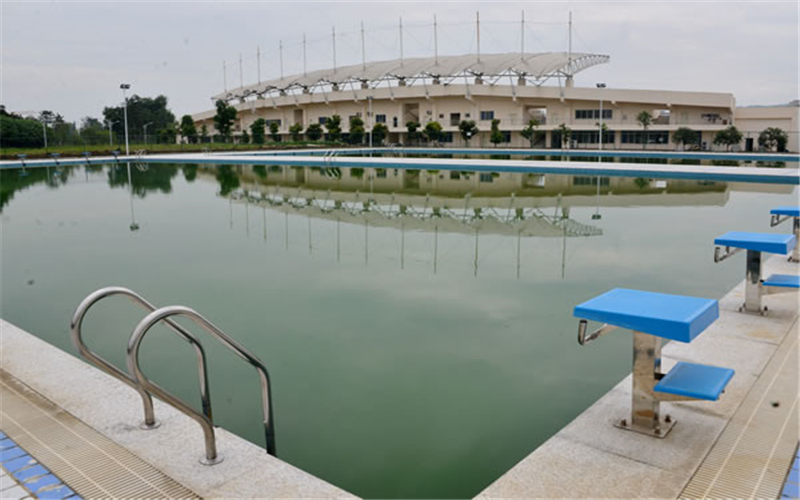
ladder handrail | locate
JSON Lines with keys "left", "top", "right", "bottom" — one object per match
{"left": 70, "top": 287, "right": 212, "bottom": 429}
{"left": 126, "top": 305, "right": 276, "bottom": 464}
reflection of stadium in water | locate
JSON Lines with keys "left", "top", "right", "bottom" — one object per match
{"left": 203, "top": 164, "right": 793, "bottom": 238}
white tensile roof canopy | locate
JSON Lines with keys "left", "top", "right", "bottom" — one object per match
{"left": 213, "top": 51, "right": 609, "bottom": 102}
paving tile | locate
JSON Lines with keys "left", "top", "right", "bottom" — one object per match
{"left": 37, "top": 485, "right": 76, "bottom": 499}
{"left": 23, "top": 474, "right": 59, "bottom": 493}
{"left": 0, "top": 474, "right": 19, "bottom": 491}
{"left": 0, "top": 485, "right": 28, "bottom": 500}
{"left": 0, "top": 449, "right": 27, "bottom": 463}
{"left": 783, "top": 481, "right": 799, "bottom": 499}
{"left": 0, "top": 457, "right": 35, "bottom": 474}
{"left": 11, "top": 465, "right": 47, "bottom": 483}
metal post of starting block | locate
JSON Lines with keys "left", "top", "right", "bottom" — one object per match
{"left": 744, "top": 249, "right": 763, "bottom": 313}
{"left": 793, "top": 218, "right": 799, "bottom": 262}
{"left": 614, "top": 331, "right": 675, "bottom": 438}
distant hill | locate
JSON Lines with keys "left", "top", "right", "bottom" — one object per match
{"left": 741, "top": 99, "right": 799, "bottom": 108}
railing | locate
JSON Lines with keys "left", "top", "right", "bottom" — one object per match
{"left": 70, "top": 287, "right": 212, "bottom": 430}
{"left": 127, "top": 305, "right": 276, "bottom": 464}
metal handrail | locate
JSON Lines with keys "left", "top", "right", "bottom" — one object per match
{"left": 127, "top": 306, "right": 276, "bottom": 465}
{"left": 70, "top": 287, "right": 212, "bottom": 429}
{"left": 577, "top": 319, "right": 618, "bottom": 345}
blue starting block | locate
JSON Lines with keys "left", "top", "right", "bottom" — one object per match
{"left": 575, "top": 288, "right": 734, "bottom": 438}
{"left": 714, "top": 231, "right": 798, "bottom": 314}
{"left": 771, "top": 206, "right": 800, "bottom": 262}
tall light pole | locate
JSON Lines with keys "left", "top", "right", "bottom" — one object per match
{"left": 143, "top": 122, "right": 153, "bottom": 147}
{"left": 106, "top": 120, "right": 117, "bottom": 147}
{"left": 41, "top": 119, "right": 48, "bottom": 150}
{"left": 596, "top": 82, "right": 606, "bottom": 151}
{"left": 367, "top": 96, "right": 373, "bottom": 149}
{"left": 120, "top": 83, "right": 131, "bottom": 155}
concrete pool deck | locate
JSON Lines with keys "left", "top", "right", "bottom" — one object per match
{"left": 0, "top": 254, "right": 797, "bottom": 499}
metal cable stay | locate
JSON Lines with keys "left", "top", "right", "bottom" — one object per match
{"left": 71, "top": 287, "right": 276, "bottom": 465}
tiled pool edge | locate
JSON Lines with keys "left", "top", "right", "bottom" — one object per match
{"left": 476, "top": 254, "right": 799, "bottom": 499}
{"left": 0, "top": 320, "right": 356, "bottom": 500}
{"left": 1, "top": 432, "right": 82, "bottom": 500}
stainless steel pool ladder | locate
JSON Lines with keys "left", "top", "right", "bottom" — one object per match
{"left": 71, "top": 286, "right": 276, "bottom": 465}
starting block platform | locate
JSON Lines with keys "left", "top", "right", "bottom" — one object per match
{"left": 714, "top": 229, "right": 798, "bottom": 313}
{"left": 770, "top": 206, "right": 800, "bottom": 262}
{"left": 574, "top": 288, "right": 733, "bottom": 438}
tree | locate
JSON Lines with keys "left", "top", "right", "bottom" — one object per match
{"left": 156, "top": 123, "right": 177, "bottom": 144}
{"left": 269, "top": 121, "right": 280, "bottom": 142}
{"left": 520, "top": 119, "right": 544, "bottom": 148}
{"left": 289, "top": 123, "right": 303, "bottom": 142}
{"left": 325, "top": 115, "right": 342, "bottom": 142}
{"left": 424, "top": 121, "right": 443, "bottom": 144}
{"left": 200, "top": 124, "right": 209, "bottom": 143}
{"left": 240, "top": 129, "right": 250, "bottom": 144}
{"left": 306, "top": 123, "right": 323, "bottom": 141}
{"left": 179, "top": 115, "right": 198, "bottom": 144}
{"left": 250, "top": 118, "right": 266, "bottom": 144}
{"left": 713, "top": 125, "right": 743, "bottom": 151}
{"left": 371, "top": 123, "right": 388, "bottom": 145}
{"left": 458, "top": 120, "right": 479, "bottom": 146}
{"left": 0, "top": 113, "right": 44, "bottom": 148}
{"left": 489, "top": 118, "right": 504, "bottom": 147}
{"left": 103, "top": 95, "right": 176, "bottom": 142}
{"left": 636, "top": 111, "right": 653, "bottom": 149}
{"left": 557, "top": 123, "right": 572, "bottom": 149}
{"left": 405, "top": 120, "right": 420, "bottom": 145}
{"left": 758, "top": 127, "right": 788, "bottom": 152}
{"left": 212, "top": 100, "right": 237, "bottom": 142}
{"left": 79, "top": 117, "right": 107, "bottom": 145}
{"left": 672, "top": 127, "right": 699, "bottom": 150}
{"left": 348, "top": 116, "right": 365, "bottom": 144}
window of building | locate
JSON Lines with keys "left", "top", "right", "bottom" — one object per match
{"left": 479, "top": 173, "right": 494, "bottom": 183}
{"left": 318, "top": 116, "right": 328, "bottom": 125}
{"left": 376, "top": 169, "right": 387, "bottom": 178}
{"left": 265, "top": 119, "right": 282, "bottom": 127}
{"left": 392, "top": 116, "right": 398, "bottom": 127}
{"left": 573, "top": 176, "right": 610, "bottom": 186}
{"left": 450, "top": 171, "right": 461, "bottom": 180}
{"left": 375, "top": 114, "right": 386, "bottom": 123}
{"left": 480, "top": 110, "right": 494, "bottom": 121}
{"left": 501, "top": 131, "right": 511, "bottom": 143}
{"left": 441, "top": 132, "right": 454, "bottom": 143}
{"left": 574, "top": 110, "right": 612, "bottom": 120}
{"left": 621, "top": 130, "right": 668, "bottom": 144}
{"left": 450, "top": 113, "right": 461, "bottom": 126}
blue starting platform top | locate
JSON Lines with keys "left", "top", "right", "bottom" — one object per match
{"left": 714, "top": 231, "right": 797, "bottom": 255}
{"left": 771, "top": 206, "right": 800, "bottom": 217}
{"left": 654, "top": 361, "right": 734, "bottom": 401}
{"left": 573, "top": 288, "right": 719, "bottom": 343}
{"left": 762, "top": 274, "right": 800, "bottom": 289}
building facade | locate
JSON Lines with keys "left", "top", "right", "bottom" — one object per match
{"left": 191, "top": 52, "right": 797, "bottom": 152}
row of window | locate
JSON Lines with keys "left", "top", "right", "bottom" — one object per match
{"left": 620, "top": 131, "right": 669, "bottom": 144}
{"left": 575, "top": 109, "right": 613, "bottom": 120}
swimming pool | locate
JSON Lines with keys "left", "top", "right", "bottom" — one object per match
{"left": 1, "top": 163, "right": 796, "bottom": 498}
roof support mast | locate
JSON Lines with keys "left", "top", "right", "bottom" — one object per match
{"left": 520, "top": 11, "right": 524, "bottom": 60}
{"left": 361, "top": 21, "right": 366, "bottom": 70}
{"left": 433, "top": 14, "right": 438, "bottom": 65}
{"left": 279, "top": 40, "right": 284, "bottom": 80}
{"left": 476, "top": 11, "right": 481, "bottom": 63}
{"left": 567, "top": 11, "right": 573, "bottom": 86}
{"left": 303, "top": 33, "right": 307, "bottom": 77}
{"left": 257, "top": 46, "right": 261, "bottom": 84}
{"left": 223, "top": 60, "right": 227, "bottom": 93}
{"left": 332, "top": 26, "right": 337, "bottom": 73}
{"left": 399, "top": 17, "right": 404, "bottom": 67}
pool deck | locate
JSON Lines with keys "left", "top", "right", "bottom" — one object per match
{"left": 0, "top": 254, "right": 798, "bottom": 499}
{"left": 1, "top": 149, "right": 798, "bottom": 185}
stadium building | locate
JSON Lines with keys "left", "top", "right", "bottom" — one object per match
{"left": 191, "top": 27, "right": 798, "bottom": 152}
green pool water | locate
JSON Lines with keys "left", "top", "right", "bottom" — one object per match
{"left": 1, "top": 163, "right": 796, "bottom": 498}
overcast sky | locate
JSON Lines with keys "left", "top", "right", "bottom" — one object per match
{"left": 2, "top": 1, "right": 798, "bottom": 123}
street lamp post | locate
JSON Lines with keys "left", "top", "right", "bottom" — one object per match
{"left": 367, "top": 96, "right": 373, "bottom": 150}
{"left": 120, "top": 83, "right": 131, "bottom": 155}
{"left": 143, "top": 122, "right": 153, "bottom": 147}
{"left": 41, "top": 119, "right": 48, "bottom": 150}
{"left": 596, "top": 83, "right": 606, "bottom": 151}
